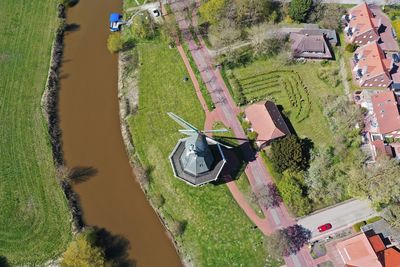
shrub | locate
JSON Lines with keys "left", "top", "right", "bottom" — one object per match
{"left": 353, "top": 221, "right": 366, "bottom": 232}
{"left": 247, "top": 131, "right": 258, "bottom": 141}
{"left": 345, "top": 43, "right": 357, "bottom": 53}
{"left": 170, "top": 219, "right": 186, "bottom": 237}
{"left": 153, "top": 193, "right": 165, "bottom": 208}
{"left": 270, "top": 135, "right": 309, "bottom": 172}
{"left": 289, "top": 0, "right": 313, "bottom": 22}
{"left": 107, "top": 32, "right": 123, "bottom": 53}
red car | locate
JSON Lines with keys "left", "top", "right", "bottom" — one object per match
{"left": 318, "top": 223, "right": 332, "bottom": 232}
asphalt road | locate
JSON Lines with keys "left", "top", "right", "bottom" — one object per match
{"left": 298, "top": 199, "right": 377, "bottom": 241}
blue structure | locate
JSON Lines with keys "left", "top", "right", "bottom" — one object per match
{"left": 110, "top": 13, "right": 122, "bottom": 32}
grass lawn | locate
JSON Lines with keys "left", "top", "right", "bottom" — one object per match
{"left": 226, "top": 57, "right": 342, "bottom": 148}
{"left": 127, "top": 38, "right": 281, "bottom": 266}
{"left": 0, "top": 0, "right": 71, "bottom": 264}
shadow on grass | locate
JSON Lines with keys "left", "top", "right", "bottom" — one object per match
{"left": 92, "top": 227, "right": 136, "bottom": 267}
{"left": 0, "top": 256, "right": 9, "bottom": 267}
{"left": 211, "top": 138, "right": 257, "bottom": 186}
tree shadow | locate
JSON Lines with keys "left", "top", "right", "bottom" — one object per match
{"left": 92, "top": 227, "right": 136, "bottom": 267}
{"left": 65, "top": 0, "right": 80, "bottom": 7}
{"left": 69, "top": 166, "right": 98, "bottom": 184}
{"left": 0, "top": 256, "right": 9, "bottom": 267}
{"left": 301, "top": 137, "right": 314, "bottom": 169}
{"left": 65, "top": 23, "right": 80, "bottom": 32}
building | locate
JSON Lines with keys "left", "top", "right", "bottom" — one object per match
{"left": 352, "top": 42, "right": 393, "bottom": 88}
{"left": 336, "top": 233, "right": 382, "bottom": 266}
{"left": 290, "top": 32, "right": 333, "bottom": 59}
{"left": 244, "top": 101, "right": 291, "bottom": 148}
{"left": 343, "top": 3, "right": 399, "bottom": 51}
{"left": 363, "top": 90, "right": 400, "bottom": 160}
{"left": 336, "top": 231, "right": 400, "bottom": 267}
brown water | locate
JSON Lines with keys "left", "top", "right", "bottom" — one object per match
{"left": 59, "top": 1, "right": 181, "bottom": 266}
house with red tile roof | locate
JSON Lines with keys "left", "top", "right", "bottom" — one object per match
{"left": 244, "top": 101, "right": 290, "bottom": 148}
{"left": 366, "top": 91, "right": 400, "bottom": 159}
{"left": 343, "top": 3, "right": 399, "bottom": 52}
{"left": 352, "top": 42, "right": 393, "bottom": 88}
{"left": 336, "top": 231, "right": 400, "bottom": 267}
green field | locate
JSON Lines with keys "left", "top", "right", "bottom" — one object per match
{"left": 226, "top": 58, "right": 342, "bottom": 147}
{"left": 127, "top": 39, "right": 281, "bottom": 266}
{"left": 0, "top": 0, "right": 71, "bottom": 264}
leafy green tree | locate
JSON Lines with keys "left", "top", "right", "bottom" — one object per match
{"left": 305, "top": 148, "right": 347, "bottom": 206}
{"left": 348, "top": 156, "right": 400, "bottom": 205}
{"left": 61, "top": 232, "right": 105, "bottom": 267}
{"left": 278, "top": 171, "right": 311, "bottom": 216}
{"left": 107, "top": 32, "right": 123, "bottom": 53}
{"left": 235, "top": 0, "right": 273, "bottom": 26}
{"left": 289, "top": 0, "right": 313, "bottom": 22}
{"left": 199, "top": 0, "right": 227, "bottom": 25}
{"left": 270, "top": 135, "right": 308, "bottom": 172}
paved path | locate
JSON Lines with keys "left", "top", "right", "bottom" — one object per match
{"left": 169, "top": 0, "right": 315, "bottom": 266}
{"left": 298, "top": 199, "right": 377, "bottom": 241}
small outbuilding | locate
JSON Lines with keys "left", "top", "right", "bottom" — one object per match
{"left": 244, "top": 101, "right": 291, "bottom": 149}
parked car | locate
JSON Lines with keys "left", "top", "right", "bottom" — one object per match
{"left": 318, "top": 223, "right": 332, "bottom": 232}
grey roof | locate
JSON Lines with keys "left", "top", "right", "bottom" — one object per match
{"left": 299, "top": 29, "right": 338, "bottom": 45}
{"left": 290, "top": 32, "right": 333, "bottom": 59}
{"left": 169, "top": 137, "right": 226, "bottom": 186}
{"left": 180, "top": 134, "right": 214, "bottom": 176}
{"left": 265, "top": 101, "right": 291, "bottom": 137}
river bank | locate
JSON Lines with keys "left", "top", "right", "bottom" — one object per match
{"left": 58, "top": 0, "right": 181, "bottom": 265}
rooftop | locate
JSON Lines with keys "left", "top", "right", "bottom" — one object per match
{"left": 348, "top": 3, "right": 379, "bottom": 36}
{"left": 290, "top": 32, "right": 332, "bottom": 59}
{"left": 337, "top": 233, "right": 382, "bottom": 267}
{"left": 371, "top": 91, "right": 400, "bottom": 135}
{"left": 244, "top": 101, "right": 290, "bottom": 146}
{"left": 354, "top": 42, "right": 391, "bottom": 80}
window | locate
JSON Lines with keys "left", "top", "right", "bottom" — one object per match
{"left": 364, "top": 35, "right": 367, "bottom": 38}
{"left": 369, "top": 36, "right": 373, "bottom": 38}
{"left": 375, "top": 79, "right": 378, "bottom": 82}
{"left": 379, "top": 84, "right": 382, "bottom": 87}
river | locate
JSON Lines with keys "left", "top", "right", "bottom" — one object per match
{"left": 58, "top": 0, "right": 181, "bottom": 266}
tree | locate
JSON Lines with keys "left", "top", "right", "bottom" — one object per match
{"left": 160, "top": 15, "right": 179, "bottom": 45}
{"left": 270, "top": 135, "right": 308, "bottom": 172}
{"left": 61, "top": 232, "right": 105, "bottom": 267}
{"left": 252, "top": 34, "right": 288, "bottom": 59}
{"left": 208, "top": 18, "right": 242, "bottom": 48}
{"left": 348, "top": 156, "right": 400, "bottom": 205}
{"left": 235, "top": 0, "right": 273, "bottom": 26}
{"left": 289, "top": 0, "right": 313, "bottom": 22}
{"left": 107, "top": 32, "right": 123, "bottom": 53}
{"left": 199, "top": 0, "right": 227, "bottom": 25}
{"left": 131, "top": 14, "right": 156, "bottom": 40}
{"left": 252, "top": 183, "right": 282, "bottom": 209}
{"left": 319, "top": 4, "right": 346, "bottom": 30}
{"left": 382, "top": 203, "right": 400, "bottom": 230}
{"left": 265, "top": 225, "right": 311, "bottom": 257}
{"left": 278, "top": 171, "right": 311, "bottom": 216}
{"left": 305, "top": 148, "right": 347, "bottom": 206}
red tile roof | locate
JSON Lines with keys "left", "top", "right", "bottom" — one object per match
{"left": 384, "top": 248, "right": 400, "bottom": 267}
{"left": 244, "top": 101, "right": 290, "bottom": 146}
{"left": 371, "top": 91, "right": 400, "bottom": 135}
{"left": 355, "top": 42, "right": 392, "bottom": 80}
{"left": 348, "top": 3, "right": 379, "bottom": 36}
{"left": 368, "top": 235, "right": 386, "bottom": 253}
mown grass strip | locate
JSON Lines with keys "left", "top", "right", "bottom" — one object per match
{"left": 0, "top": 0, "right": 71, "bottom": 264}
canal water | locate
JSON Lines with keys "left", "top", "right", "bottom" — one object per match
{"left": 59, "top": 0, "right": 181, "bottom": 266}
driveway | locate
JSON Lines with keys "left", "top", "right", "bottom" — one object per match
{"left": 297, "top": 199, "right": 377, "bottom": 241}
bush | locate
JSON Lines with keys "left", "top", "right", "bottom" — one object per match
{"left": 353, "top": 221, "right": 366, "bottom": 232}
{"left": 345, "top": 43, "right": 357, "bottom": 53}
{"left": 289, "top": 0, "right": 313, "bottom": 22}
{"left": 270, "top": 135, "right": 309, "bottom": 172}
{"left": 170, "top": 219, "right": 187, "bottom": 237}
{"left": 107, "top": 32, "right": 123, "bottom": 53}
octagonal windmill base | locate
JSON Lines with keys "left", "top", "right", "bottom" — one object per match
{"left": 169, "top": 138, "right": 226, "bottom": 186}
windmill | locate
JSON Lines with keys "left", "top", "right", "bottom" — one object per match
{"left": 168, "top": 112, "right": 229, "bottom": 186}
